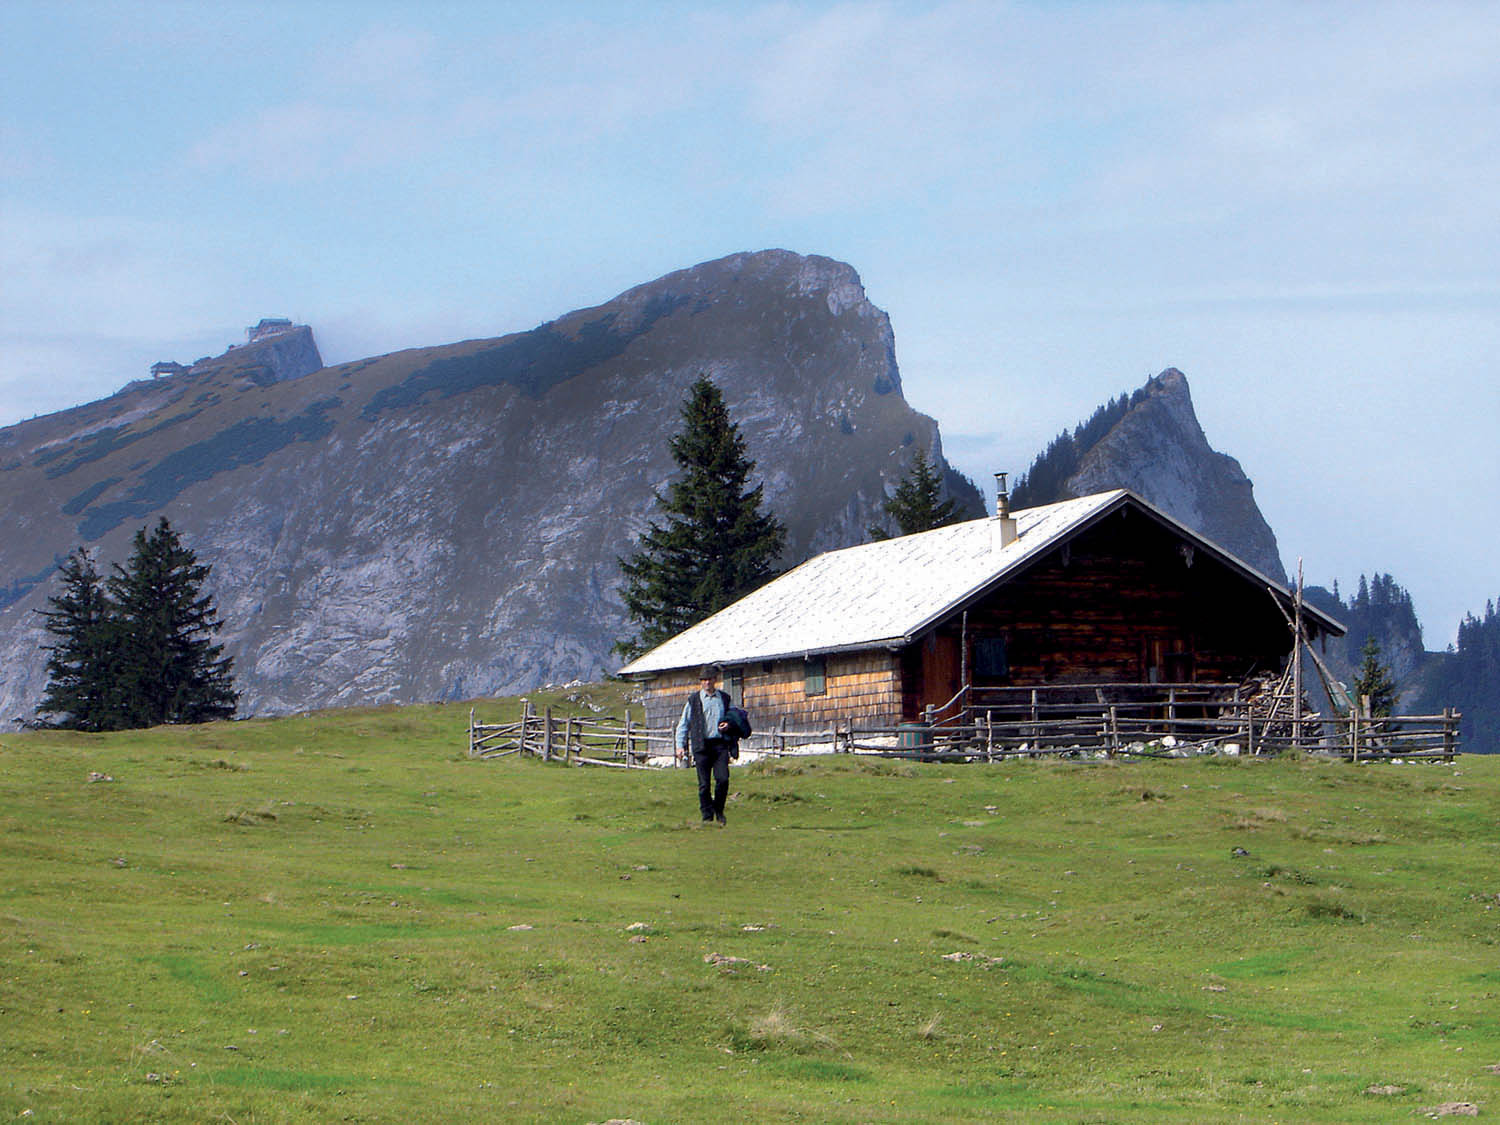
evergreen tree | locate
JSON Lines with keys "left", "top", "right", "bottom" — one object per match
{"left": 106, "top": 517, "right": 238, "bottom": 727}
{"left": 868, "top": 448, "right": 963, "bottom": 540}
{"left": 615, "top": 377, "right": 786, "bottom": 660}
{"left": 1415, "top": 597, "right": 1500, "bottom": 753}
{"left": 1351, "top": 636, "right": 1397, "bottom": 719}
{"left": 36, "top": 549, "right": 119, "bottom": 730}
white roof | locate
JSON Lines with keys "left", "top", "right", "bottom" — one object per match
{"left": 617, "top": 488, "right": 1344, "bottom": 678}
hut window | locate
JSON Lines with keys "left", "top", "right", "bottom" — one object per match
{"left": 975, "top": 636, "right": 1009, "bottom": 679}
{"left": 804, "top": 657, "right": 826, "bottom": 696}
{"left": 727, "top": 668, "right": 743, "bottom": 706}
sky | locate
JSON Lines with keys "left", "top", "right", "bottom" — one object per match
{"left": 2, "top": 0, "right": 1496, "bottom": 645}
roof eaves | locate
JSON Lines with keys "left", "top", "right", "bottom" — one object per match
{"left": 619, "top": 634, "right": 909, "bottom": 678}
{"left": 896, "top": 491, "right": 1129, "bottom": 642}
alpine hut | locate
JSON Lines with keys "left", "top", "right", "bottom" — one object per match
{"left": 616, "top": 486, "right": 1344, "bottom": 735}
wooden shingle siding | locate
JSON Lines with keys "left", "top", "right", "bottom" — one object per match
{"left": 642, "top": 651, "right": 905, "bottom": 733}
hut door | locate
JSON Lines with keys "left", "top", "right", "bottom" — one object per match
{"left": 922, "top": 633, "right": 962, "bottom": 716}
{"left": 1144, "top": 636, "right": 1194, "bottom": 684}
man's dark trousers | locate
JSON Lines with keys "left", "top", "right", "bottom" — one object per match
{"left": 695, "top": 737, "right": 732, "bottom": 821}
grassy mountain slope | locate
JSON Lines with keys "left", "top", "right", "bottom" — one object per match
{"left": 1, "top": 696, "right": 1496, "bottom": 1122}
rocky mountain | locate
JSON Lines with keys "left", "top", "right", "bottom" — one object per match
{"left": 0, "top": 250, "right": 980, "bottom": 726}
{"left": 1016, "top": 368, "right": 1287, "bottom": 584}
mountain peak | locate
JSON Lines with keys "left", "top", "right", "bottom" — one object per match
{"left": 1066, "top": 367, "right": 1286, "bottom": 582}
{"left": 0, "top": 251, "right": 969, "bottom": 724}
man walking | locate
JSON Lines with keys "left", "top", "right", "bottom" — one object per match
{"left": 676, "top": 664, "right": 735, "bottom": 825}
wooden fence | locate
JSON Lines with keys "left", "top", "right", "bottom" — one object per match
{"left": 468, "top": 700, "right": 667, "bottom": 767}
{"left": 470, "top": 688, "right": 1461, "bottom": 765}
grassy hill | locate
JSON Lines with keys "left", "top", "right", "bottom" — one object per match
{"left": 1, "top": 688, "right": 1497, "bottom": 1122}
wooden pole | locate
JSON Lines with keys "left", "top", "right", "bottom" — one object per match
{"left": 1292, "top": 559, "right": 1304, "bottom": 752}
{"left": 1444, "top": 707, "right": 1455, "bottom": 760}
{"left": 543, "top": 706, "right": 553, "bottom": 762}
{"left": 468, "top": 707, "right": 475, "bottom": 757}
{"left": 625, "top": 709, "right": 634, "bottom": 767}
{"left": 960, "top": 610, "right": 969, "bottom": 698}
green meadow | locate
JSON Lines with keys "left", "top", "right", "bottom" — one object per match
{"left": 1, "top": 685, "right": 1497, "bottom": 1123}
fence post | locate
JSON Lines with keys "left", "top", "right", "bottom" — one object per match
{"left": 542, "top": 706, "right": 553, "bottom": 762}
{"left": 1444, "top": 707, "right": 1455, "bottom": 760}
{"left": 468, "top": 707, "right": 475, "bottom": 758}
{"left": 1107, "top": 704, "right": 1119, "bottom": 759}
{"left": 625, "top": 709, "right": 634, "bottom": 767}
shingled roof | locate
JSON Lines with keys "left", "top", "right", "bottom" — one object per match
{"left": 616, "top": 488, "right": 1344, "bottom": 678}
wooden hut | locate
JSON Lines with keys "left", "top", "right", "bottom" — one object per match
{"left": 616, "top": 489, "right": 1344, "bottom": 734}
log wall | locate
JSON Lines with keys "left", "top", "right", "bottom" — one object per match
{"left": 948, "top": 508, "right": 1291, "bottom": 686}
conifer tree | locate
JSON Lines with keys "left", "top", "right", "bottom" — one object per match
{"left": 1352, "top": 636, "right": 1397, "bottom": 719}
{"left": 615, "top": 377, "right": 786, "bottom": 660}
{"left": 868, "top": 448, "right": 963, "bottom": 540}
{"left": 36, "top": 549, "right": 118, "bottom": 730}
{"left": 105, "top": 517, "right": 238, "bottom": 727}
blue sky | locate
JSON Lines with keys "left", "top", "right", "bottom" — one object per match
{"left": 3, "top": 1, "right": 1497, "bottom": 644}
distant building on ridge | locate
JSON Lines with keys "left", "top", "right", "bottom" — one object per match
{"left": 247, "top": 317, "right": 295, "bottom": 342}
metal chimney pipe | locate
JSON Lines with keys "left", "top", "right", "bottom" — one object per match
{"left": 992, "top": 471, "right": 1018, "bottom": 548}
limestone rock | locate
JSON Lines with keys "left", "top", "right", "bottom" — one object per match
{"left": 1064, "top": 369, "right": 1287, "bottom": 583}
{"left": 0, "top": 250, "right": 978, "bottom": 726}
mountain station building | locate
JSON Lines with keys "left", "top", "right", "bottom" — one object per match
{"left": 616, "top": 488, "right": 1345, "bottom": 734}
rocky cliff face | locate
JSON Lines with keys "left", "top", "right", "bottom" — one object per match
{"left": 1063, "top": 369, "right": 1287, "bottom": 583}
{"left": 194, "top": 324, "right": 323, "bottom": 386}
{"left": 0, "top": 250, "right": 978, "bottom": 726}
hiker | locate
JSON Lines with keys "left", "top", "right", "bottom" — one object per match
{"left": 675, "top": 664, "right": 743, "bottom": 825}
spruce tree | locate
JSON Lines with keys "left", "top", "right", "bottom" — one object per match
{"left": 1352, "top": 636, "right": 1397, "bottom": 719}
{"left": 615, "top": 377, "right": 786, "bottom": 660}
{"left": 36, "top": 549, "right": 118, "bottom": 730}
{"left": 868, "top": 448, "right": 963, "bottom": 540}
{"left": 106, "top": 517, "right": 238, "bottom": 727}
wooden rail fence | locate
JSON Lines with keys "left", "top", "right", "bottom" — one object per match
{"left": 468, "top": 700, "right": 667, "bottom": 767}
{"left": 470, "top": 688, "right": 1461, "bottom": 765}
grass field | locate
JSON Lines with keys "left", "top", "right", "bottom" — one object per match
{"left": 1, "top": 685, "right": 1497, "bottom": 1123}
